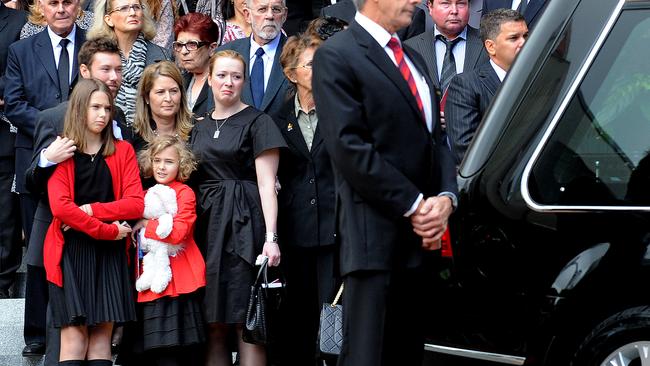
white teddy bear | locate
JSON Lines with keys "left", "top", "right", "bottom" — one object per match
{"left": 136, "top": 184, "right": 184, "bottom": 294}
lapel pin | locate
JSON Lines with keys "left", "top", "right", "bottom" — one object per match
{"left": 287, "top": 123, "right": 293, "bottom": 131}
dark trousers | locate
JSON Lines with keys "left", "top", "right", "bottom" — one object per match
{"left": 276, "top": 245, "right": 338, "bottom": 366}
{"left": 19, "top": 192, "right": 38, "bottom": 251}
{"left": 337, "top": 268, "right": 427, "bottom": 366}
{"left": 0, "top": 170, "right": 22, "bottom": 293}
{"left": 24, "top": 264, "right": 48, "bottom": 345}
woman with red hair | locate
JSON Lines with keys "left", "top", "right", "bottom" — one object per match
{"left": 174, "top": 12, "right": 220, "bottom": 118}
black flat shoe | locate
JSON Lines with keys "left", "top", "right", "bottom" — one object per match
{"left": 22, "top": 342, "right": 46, "bottom": 357}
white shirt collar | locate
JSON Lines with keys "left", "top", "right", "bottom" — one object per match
{"left": 47, "top": 24, "right": 76, "bottom": 50}
{"left": 434, "top": 26, "right": 468, "bottom": 41}
{"left": 354, "top": 12, "right": 395, "bottom": 48}
{"left": 490, "top": 59, "right": 508, "bottom": 81}
{"left": 249, "top": 33, "right": 282, "bottom": 61}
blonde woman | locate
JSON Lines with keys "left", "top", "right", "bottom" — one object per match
{"left": 132, "top": 61, "right": 193, "bottom": 154}
{"left": 88, "top": 0, "right": 170, "bottom": 125}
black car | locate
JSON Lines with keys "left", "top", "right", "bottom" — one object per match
{"left": 425, "top": 0, "right": 650, "bottom": 365}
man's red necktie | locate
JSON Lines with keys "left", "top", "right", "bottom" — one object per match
{"left": 387, "top": 37, "right": 425, "bottom": 121}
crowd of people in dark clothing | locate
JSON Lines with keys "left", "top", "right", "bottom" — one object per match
{"left": 0, "top": 0, "right": 547, "bottom": 365}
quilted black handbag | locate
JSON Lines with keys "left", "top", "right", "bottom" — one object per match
{"left": 243, "top": 257, "right": 285, "bottom": 345}
{"left": 319, "top": 284, "right": 344, "bottom": 355}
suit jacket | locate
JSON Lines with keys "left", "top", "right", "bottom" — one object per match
{"left": 312, "top": 22, "right": 457, "bottom": 275}
{"left": 24, "top": 102, "right": 131, "bottom": 266}
{"left": 405, "top": 25, "right": 488, "bottom": 98}
{"left": 4, "top": 27, "right": 86, "bottom": 193}
{"left": 445, "top": 62, "right": 501, "bottom": 165}
{"left": 183, "top": 72, "right": 211, "bottom": 118}
{"left": 0, "top": 2, "right": 26, "bottom": 166}
{"left": 275, "top": 96, "right": 336, "bottom": 248}
{"left": 482, "top": 0, "right": 547, "bottom": 28}
{"left": 320, "top": 0, "right": 425, "bottom": 41}
{"left": 218, "top": 35, "right": 290, "bottom": 122}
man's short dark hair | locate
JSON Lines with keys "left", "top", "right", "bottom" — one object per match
{"left": 77, "top": 38, "right": 120, "bottom": 67}
{"left": 480, "top": 8, "right": 526, "bottom": 43}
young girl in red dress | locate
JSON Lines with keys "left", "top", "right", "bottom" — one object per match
{"left": 132, "top": 135, "right": 206, "bottom": 365}
{"left": 45, "top": 79, "right": 144, "bottom": 366}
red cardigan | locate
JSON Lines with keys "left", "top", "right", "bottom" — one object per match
{"left": 137, "top": 181, "right": 206, "bottom": 302}
{"left": 45, "top": 141, "right": 144, "bottom": 287}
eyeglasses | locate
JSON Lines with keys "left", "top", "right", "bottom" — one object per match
{"left": 292, "top": 60, "right": 313, "bottom": 70}
{"left": 252, "top": 5, "right": 285, "bottom": 15}
{"left": 172, "top": 40, "right": 209, "bottom": 52}
{"left": 109, "top": 3, "right": 143, "bottom": 14}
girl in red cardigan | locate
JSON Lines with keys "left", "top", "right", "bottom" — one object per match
{"left": 131, "top": 135, "right": 206, "bottom": 365}
{"left": 45, "top": 79, "right": 144, "bottom": 366}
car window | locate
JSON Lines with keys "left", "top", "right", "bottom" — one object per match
{"left": 527, "top": 9, "right": 650, "bottom": 208}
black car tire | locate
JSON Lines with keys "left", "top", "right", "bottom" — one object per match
{"left": 571, "top": 306, "right": 650, "bottom": 366}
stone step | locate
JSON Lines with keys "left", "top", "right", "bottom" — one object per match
{"left": 0, "top": 299, "right": 43, "bottom": 366}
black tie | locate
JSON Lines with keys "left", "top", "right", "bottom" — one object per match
{"left": 58, "top": 38, "right": 70, "bottom": 100}
{"left": 518, "top": 0, "right": 528, "bottom": 15}
{"left": 437, "top": 35, "right": 461, "bottom": 93}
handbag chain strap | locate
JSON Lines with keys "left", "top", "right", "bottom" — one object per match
{"left": 331, "top": 284, "right": 344, "bottom": 307}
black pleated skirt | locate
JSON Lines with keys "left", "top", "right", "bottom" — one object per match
{"left": 142, "top": 292, "right": 206, "bottom": 350}
{"left": 49, "top": 234, "right": 136, "bottom": 327}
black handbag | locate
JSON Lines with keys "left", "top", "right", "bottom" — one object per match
{"left": 243, "top": 257, "right": 285, "bottom": 345}
{"left": 319, "top": 284, "right": 344, "bottom": 355}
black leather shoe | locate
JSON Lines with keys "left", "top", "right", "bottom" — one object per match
{"left": 22, "top": 342, "right": 46, "bottom": 357}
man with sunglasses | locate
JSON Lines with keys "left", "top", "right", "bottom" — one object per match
{"left": 218, "top": 0, "right": 290, "bottom": 122}
{"left": 3, "top": 0, "right": 86, "bottom": 357}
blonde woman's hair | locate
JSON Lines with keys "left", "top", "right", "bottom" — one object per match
{"left": 138, "top": 135, "right": 197, "bottom": 182}
{"left": 87, "top": 0, "right": 156, "bottom": 41}
{"left": 63, "top": 79, "right": 116, "bottom": 157}
{"left": 208, "top": 49, "right": 247, "bottom": 79}
{"left": 133, "top": 61, "right": 193, "bottom": 145}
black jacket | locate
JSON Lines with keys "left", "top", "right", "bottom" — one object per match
{"left": 276, "top": 96, "right": 335, "bottom": 248}
{"left": 312, "top": 22, "right": 457, "bottom": 275}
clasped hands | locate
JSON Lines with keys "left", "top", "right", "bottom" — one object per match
{"left": 411, "top": 196, "right": 453, "bottom": 251}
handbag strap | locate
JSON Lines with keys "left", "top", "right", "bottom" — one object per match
{"left": 253, "top": 257, "right": 269, "bottom": 287}
{"left": 331, "top": 284, "right": 344, "bottom": 307}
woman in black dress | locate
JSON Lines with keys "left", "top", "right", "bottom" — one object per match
{"left": 45, "top": 79, "right": 144, "bottom": 366}
{"left": 190, "top": 49, "right": 286, "bottom": 366}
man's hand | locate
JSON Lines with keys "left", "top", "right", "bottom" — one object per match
{"left": 411, "top": 196, "right": 453, "bottom": 250}
{"left": 44, "top": 136, "right": 76, "bottom": 164}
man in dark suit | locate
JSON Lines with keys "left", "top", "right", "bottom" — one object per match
{"left": 320, "top": 0, "right": 427, "bottom": 41}
{"left": 2, "top": 0, "right": 85, "bottom": 356}
{"left": 445, "top": 8, "right": 527, "bottom": 164}
{"left": 0, "top": 0, "right": 26, "bottom": 299}
{"left": 482, "top": 0, "right": 547, "bottom": 29}
{"left": 312, "top": 0, "right": 457, "bottom": 365}
{"left": 25, "top": 38, "right": 129, "bottom": 365}
{"left": 406, "top": 0, "right": 488, "bottom": 100}
{"left": 218, "top": 0, "right": 289, "bottom": 122}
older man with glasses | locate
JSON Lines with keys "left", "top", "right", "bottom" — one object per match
{"left": 218, "top": 0, "right": 290, "bottom": 122}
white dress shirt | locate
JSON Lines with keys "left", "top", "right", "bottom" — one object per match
{"left": 47, "top": 25, "right": 76, "bottom": 84}
{"left": 249, "top": 34, "right": 282, "bottom": 92}
{"left": 434, "top": 26, "right": 468, "bottom": 77}
{"left": 490, "top": 59, "right": 507, "bottom": 82}
{"left": 511, "top": 0, "right": 530, "bottom": 10}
